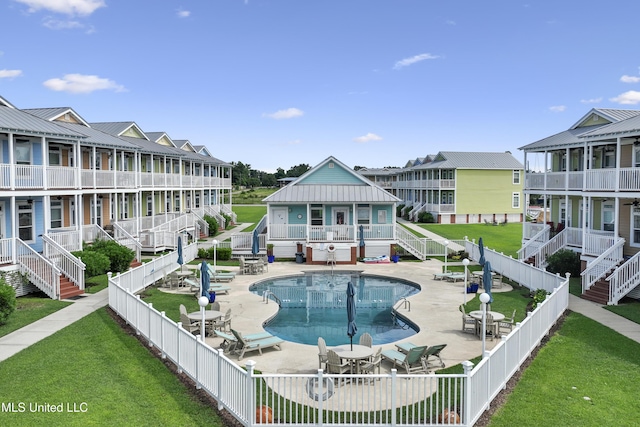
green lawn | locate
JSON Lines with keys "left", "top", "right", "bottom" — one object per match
{"left": 232, "top": 187, "right": 278, "bottom": 204}
{"left": 0, "top": 308, "right": 223, "bottom": 426}
{"left": 488, "top": 312, "right": 640, "bottom": 426}
{"left": 232, "top": 205, "right": 267, "bottom": 229}
{"left": 416, "top": 222, "right": 523, "bottom": 258}
{"left": 0, "top": 294, "right": 71, "bottom": 338}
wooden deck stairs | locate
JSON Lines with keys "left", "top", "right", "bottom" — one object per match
{"left": 581, "top": 279, "right": 610, "bottom": 305}
{"left": 59, "top": 274, "right": 84, "bottom": 300}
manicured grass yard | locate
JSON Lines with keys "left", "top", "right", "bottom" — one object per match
{"left": 0, "top": 308, "right": 223, "bottom": 426}
{"left": 0, "top": 294, "right": 71, "bottom": 338}
{"left": 488, "top": 313, "right": 640, "bottom": 427}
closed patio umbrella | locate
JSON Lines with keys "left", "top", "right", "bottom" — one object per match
{"left": 177, "top": 235, "right": 184, "bottom": 271}
{"left": 252, "top": 229, "right": 260, "bottom": 257}
{"left": 478, "top": 237, "right": 485, "bottom": 267}
{"left": 200, "top": 261, "right": 210, "bottom": 298}
{"left": 346, "top": 281, "right": 357, "bottom": 351}
{"left": 483, "top": 260, "right": 493, "bottom": 304}
{"left": 358, "top": 224, "right": 365, "bottom": 258}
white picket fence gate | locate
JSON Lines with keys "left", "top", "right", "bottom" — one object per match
{"left": 107, "top": 245, "right": 570, "bottom": 426}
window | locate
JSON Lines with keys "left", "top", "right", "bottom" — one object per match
{"left": 603, "top": 149, "right": 615, "bottom": 168}
{"left": 513, "top": 170, "right": 520, "bottom": 184}
{"left": 49, "top": 148, "right": 61, "bottom": 166}
{"left": 357, "top": 206, "right": 370, "bottom": 225}
{"left": 50, "top": 200, "right": 63, "bottom": 229}
{"left": 603, "top": 202, "right": 614, "bottom": 232}
{"left": 632, "top": 208, "right": 640, "bottom": 247}
{"left": 15, "top": 141, "right": 31, "bottom": 165}
{"left": 174, "top": 194, "right": 180, "bottom": 212}
{"left": 377, "top": 210, "right": 387, "bottom": 224}
{"left": 18, "top": 204, "right": 33, "bottom": 241}
{"left": 90, "top": 151, "right": 102, "bottom": 170}
{"left": 512, "top": 192, "right": 520, "bottom": 209}
{"left": 311, "top": 205, "right": 323, "bottom": 226}
{"left": 120, "top": 195, "right": 129, "bottom": 219}
{"left": 635, "top": 146, "right": 640, "bottom": 168}
{"left": 147, "top": 195, "right": 153, "bottom": 216}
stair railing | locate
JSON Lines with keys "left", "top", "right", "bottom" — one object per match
{"left": 581, "top": 237, "right": 624, "bottom": 296}
{"left": 112, "top": 223, "right": 143, "bottom": 262}
{"left": 16, "top": 238, "right": 61, "bottom": 300}
{"left": 517, "top": 223, "right": 551, "bottom": 261}
{"left": 43, "top": 235, "right": 86, "bottom": 291}
{"left": 608, "top": 251, "right": 640, "bottom": 305}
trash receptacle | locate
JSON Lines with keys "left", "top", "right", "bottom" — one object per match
{"left": 295, "top": 252, "right": 305, "bottom": 263}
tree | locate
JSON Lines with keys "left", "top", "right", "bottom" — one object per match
{"left": 286, "top": 163, "right": 310, "bottom": 177}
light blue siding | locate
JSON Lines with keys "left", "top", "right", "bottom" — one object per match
{"left": 297, "top": 163, "right": 364, "bottom": 185}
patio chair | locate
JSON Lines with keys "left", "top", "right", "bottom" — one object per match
{"left": 359, "top": 332, "right": 373, "bottom": 348}
{"left": 214, "top": 329, "right": 273, "bottom": 353}
{"left": 381, "top": 345, "right": 428, "bottom": 374}
{"left": 238, "top": 257, "right": 252, "bottom": 275}
{"left": 498, "top": 309, "right": 516, "bottom": 337}
{"left": 179, "top": 304, "right": 188, "bottom": 317}
{"left": 485, "top": 313, "right": 498, "bottom": 341}
{"left": 460, "top": 305, "right": 477, "bottom": 334}
{"left": 423, "top": 344, "right": 447, "bottom": 371}
{"left": 326, "top": 250, "right": 336, "bottom": 266}
{"left": 359, "top": 347, "right": 382, "bottom": 375}
{"left": 326, "top": 349, "right": 351, "bottom": 376}
{"left": 210, "top": 301, "right": 221, "bottom": 311}
{"left": 183, "top": 278, "right": 201, "bottom": 293}
{"left": 231, "top": 329, "right": 283, "bottom": 360}
{"left": 179, "top": 312, "right": 200, "bottom": 335}
{"left": 318, "top": 337, "right": 329, "bottom": 370}
{"left": 213, "top": 308, "right": 231, "bottom": 332}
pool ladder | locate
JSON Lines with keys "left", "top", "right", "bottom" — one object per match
{"left": 263, "top": 290, "right": 282, "bottom": 306}
{"left": 393, "top": 297, "right": 411, "bottom": 312}
{"left": 391, "top": 298, "right": 411, "bottom": 329}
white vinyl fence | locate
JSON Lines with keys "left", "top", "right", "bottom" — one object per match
{"left": 109, "top": 254, "right": 569, "bottom": 427}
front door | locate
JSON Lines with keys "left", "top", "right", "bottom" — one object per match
{"left": 332, "top": 207, "right": 349, "bottom": 240}
{"left": 272, "top": 208, "right": 288, "bottom": 238}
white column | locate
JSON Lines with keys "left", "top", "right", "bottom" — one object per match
{"left": 9, "top": 133, "right": 14, "bottom": 190}
{"left": 41, "top": 136, "right": 48, "bottom": 190}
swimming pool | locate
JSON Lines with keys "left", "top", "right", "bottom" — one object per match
{"left": 249, "top": 271, "right": 420, "bottom": 346}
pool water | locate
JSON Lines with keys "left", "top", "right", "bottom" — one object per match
{"left": 249, "top": 271, "right": 420, "bottom": 346}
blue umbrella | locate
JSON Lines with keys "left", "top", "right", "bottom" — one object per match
{"left": 200, "top": 261, "right": 210, "bottom": 298}
{"left": 483, "top": 260, "right": 493, "bottom": 304}
{"left": 177, "top": 235, "right": 184, "bottom": 271}
{"left": 346, "top": 281, "right": 357, "bottom": 350}
{"left": 252, "top": 229, "right": 260, "bottom": 256}
{"left": 478, "top": 237, "right": 485, "bottom": 267}
{"left": 358, "top": 225, "right": 365, "bottom": 247}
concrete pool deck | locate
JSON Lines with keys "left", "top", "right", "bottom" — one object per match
{"left": 194, "top": 258, "right": 510, "bottom": 374}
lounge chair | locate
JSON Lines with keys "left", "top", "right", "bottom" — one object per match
{"left": 446, "top": 272, "right": 466, "bottom": 282}
{"left": 381, "top": 345, "right": 428, "bottom": 374}
{"left": 423, "top": 344, "right": 447, "bottom": 370}
{"left": 433, "top": 271, "right": 453, "bottom": 280}
{"left": 214, "top": 329, "right": 273, "bottom": 353}
{"left": 231, "top": 329, "right": 283, "bottom": 360}
{"left": 207, "top": 265, "right": 236, "bottom": 282}
{"left": 184, "top": 279, "right": 232, "bottom": 296}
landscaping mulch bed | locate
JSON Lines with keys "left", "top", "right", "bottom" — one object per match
{"left": 108, "top": 305, "right": 569, "bottom": 427}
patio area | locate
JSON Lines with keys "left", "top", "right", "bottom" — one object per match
{"left": 169, "top": 259, "right": 512, "bottom": 375}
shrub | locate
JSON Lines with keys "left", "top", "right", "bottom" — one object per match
{"left": 221, "top": 213, "right": 232, "bottom": 228}
{"left": 203, "top": 215, "right": 219, "bottom": 237}
{"left": 545, "top": 249, "right": 580, "bottom": 278}
{"left": 0, "top": 276, "right": 17, "bottom": 325}
{"left": 72, "top": 250, "right": 111, "bottom": 277}
{"left": 217, "top": 247, "right": 232, "bottom": 261}
{"left": 396, "top": 204, "right": 405, "bottom": 217}
{"left": 417, "top": 211, "right": 435, "bottom": 223}
{"left": 531, "top": 288, "right": 550, "bottom": 311}
{"left": 197, "top": 248, "right": 210, "bottom": 259}
{"left": 87, "top": 239, "right": 135, "bottom": 274}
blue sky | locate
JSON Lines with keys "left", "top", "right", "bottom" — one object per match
{"left": 2, "top": 1, "right": 640, "bottom": 172}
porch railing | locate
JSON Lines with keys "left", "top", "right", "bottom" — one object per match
{"left": 16, "top": 238, "right": 60, "bottom": 300}
{"left": 517, "top": 223, "right": 550, "bottom": 261}
{"left": 47, "top": 228, "right": 82, "bottom": 252}
{"left": 581, "top": 237, "right": 624, "bottom": 295}
{"left": 608, "top": 251, "right": 640, "bottom": 304}
{"left": 0, "top": 237, "right": 13, "bottom": 264}
{"left": 112, "top": 223, "right": 142, "bottom": 262}
{"left": 42, "top": 235, "right": 85, "bottom": 291}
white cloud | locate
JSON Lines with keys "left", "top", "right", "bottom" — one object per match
{"left": 445, "top": 20, "right": 456, "bottom": 25}
{"left": 263, "top": 108, "right": 304, "bottom": 119}
{"left": 610, "top": 90, "right": 640, "bottom": 105}
{"left": 393, "top": 53, "right": 439, "bottom": 70}
{"left": 353, "top": 133, "right": 382, "bottom": 143}
{"left": 15, "top": 0, "right": 106, "bottom": 16}
{"left": 549, "top": 105, "right": 566, "bottom": 112}
{"left": 43, "top": 19, "right": 83, "bottom": 30}
{"left": 0, "top": 69, "right": 23, "bottom": 78}
{"left": 580, "top": 97, "right": 602, "bottom": 104}
{"left": 177, "top": 9, "right": 190, "bottom": 18}
{"left": 288, "top": 139, "right": 302, "bottom": 145}
{"left": 43, "top": 73, "right": 126, "bottom": 94}
{"left": 620, "top": 75, "right": 640, "bottom": 83}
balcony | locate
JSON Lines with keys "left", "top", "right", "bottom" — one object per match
{"left": 269, "top": 224, "right": 394, "bottom": 242}
{"left": 526, "top": 167, "right": 640, "bottom": 192}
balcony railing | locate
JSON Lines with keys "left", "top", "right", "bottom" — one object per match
{"left": 268, "top": 224, "right": 394, "bottom": 242}
{"left": 2, "top": 163, "right": 232, "bottom": 190}
{"left": 526, "top": 167, "right": 640, "bottom": 192}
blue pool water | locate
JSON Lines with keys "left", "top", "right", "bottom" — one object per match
{"left": 249, "top": 271, "right": 420, "bottom": 346}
